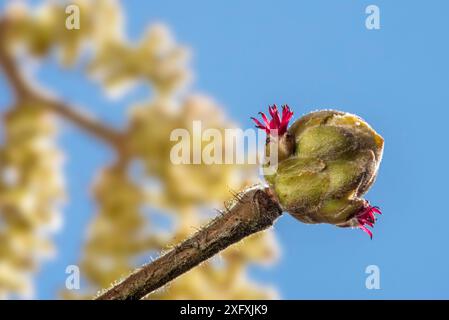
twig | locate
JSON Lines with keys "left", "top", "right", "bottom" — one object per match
{"left": 95, "top": 186, "right": 283, "bottom": 300}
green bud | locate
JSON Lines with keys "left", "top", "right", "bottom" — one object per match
{"left": 253, "top": 106, "right": 384, "bottom": 237}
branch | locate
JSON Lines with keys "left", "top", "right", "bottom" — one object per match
{"left": 0, "top": 18, "right": 124, "bottom": 147}
{"left": 95, "top": 186, "right": 283, "bottom": 300}
{"left": 38, "top": 96, "right": 125, "bottom": 147}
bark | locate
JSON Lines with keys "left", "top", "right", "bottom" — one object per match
{"left": 95, "top": 186, "right": 283, "bottom": 300}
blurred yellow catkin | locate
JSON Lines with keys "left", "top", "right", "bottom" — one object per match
{"left": 0, "top": 0, "right": 278, "bottom": 299}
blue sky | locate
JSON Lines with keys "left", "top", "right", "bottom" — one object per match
{"left": 1, "top": 0, "right": 449, "bottom": 299}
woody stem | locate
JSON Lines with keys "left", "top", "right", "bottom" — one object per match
{"left": 95, "top": 186, "right": 283, "bottom": 300}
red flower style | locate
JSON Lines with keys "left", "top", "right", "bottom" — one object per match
{"left": 356, "top": 204, "right": 382, "bottom": 239}
{"left": 251, "top": 104, "right": 294, "bottom": 136}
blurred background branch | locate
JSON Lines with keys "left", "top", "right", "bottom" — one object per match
{"left": 0, "top": 18, "right": 124, "bottom": 147}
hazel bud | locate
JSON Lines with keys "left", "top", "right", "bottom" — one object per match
{"left": 252, "top": 106, "right": 384, "bottom": 238}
